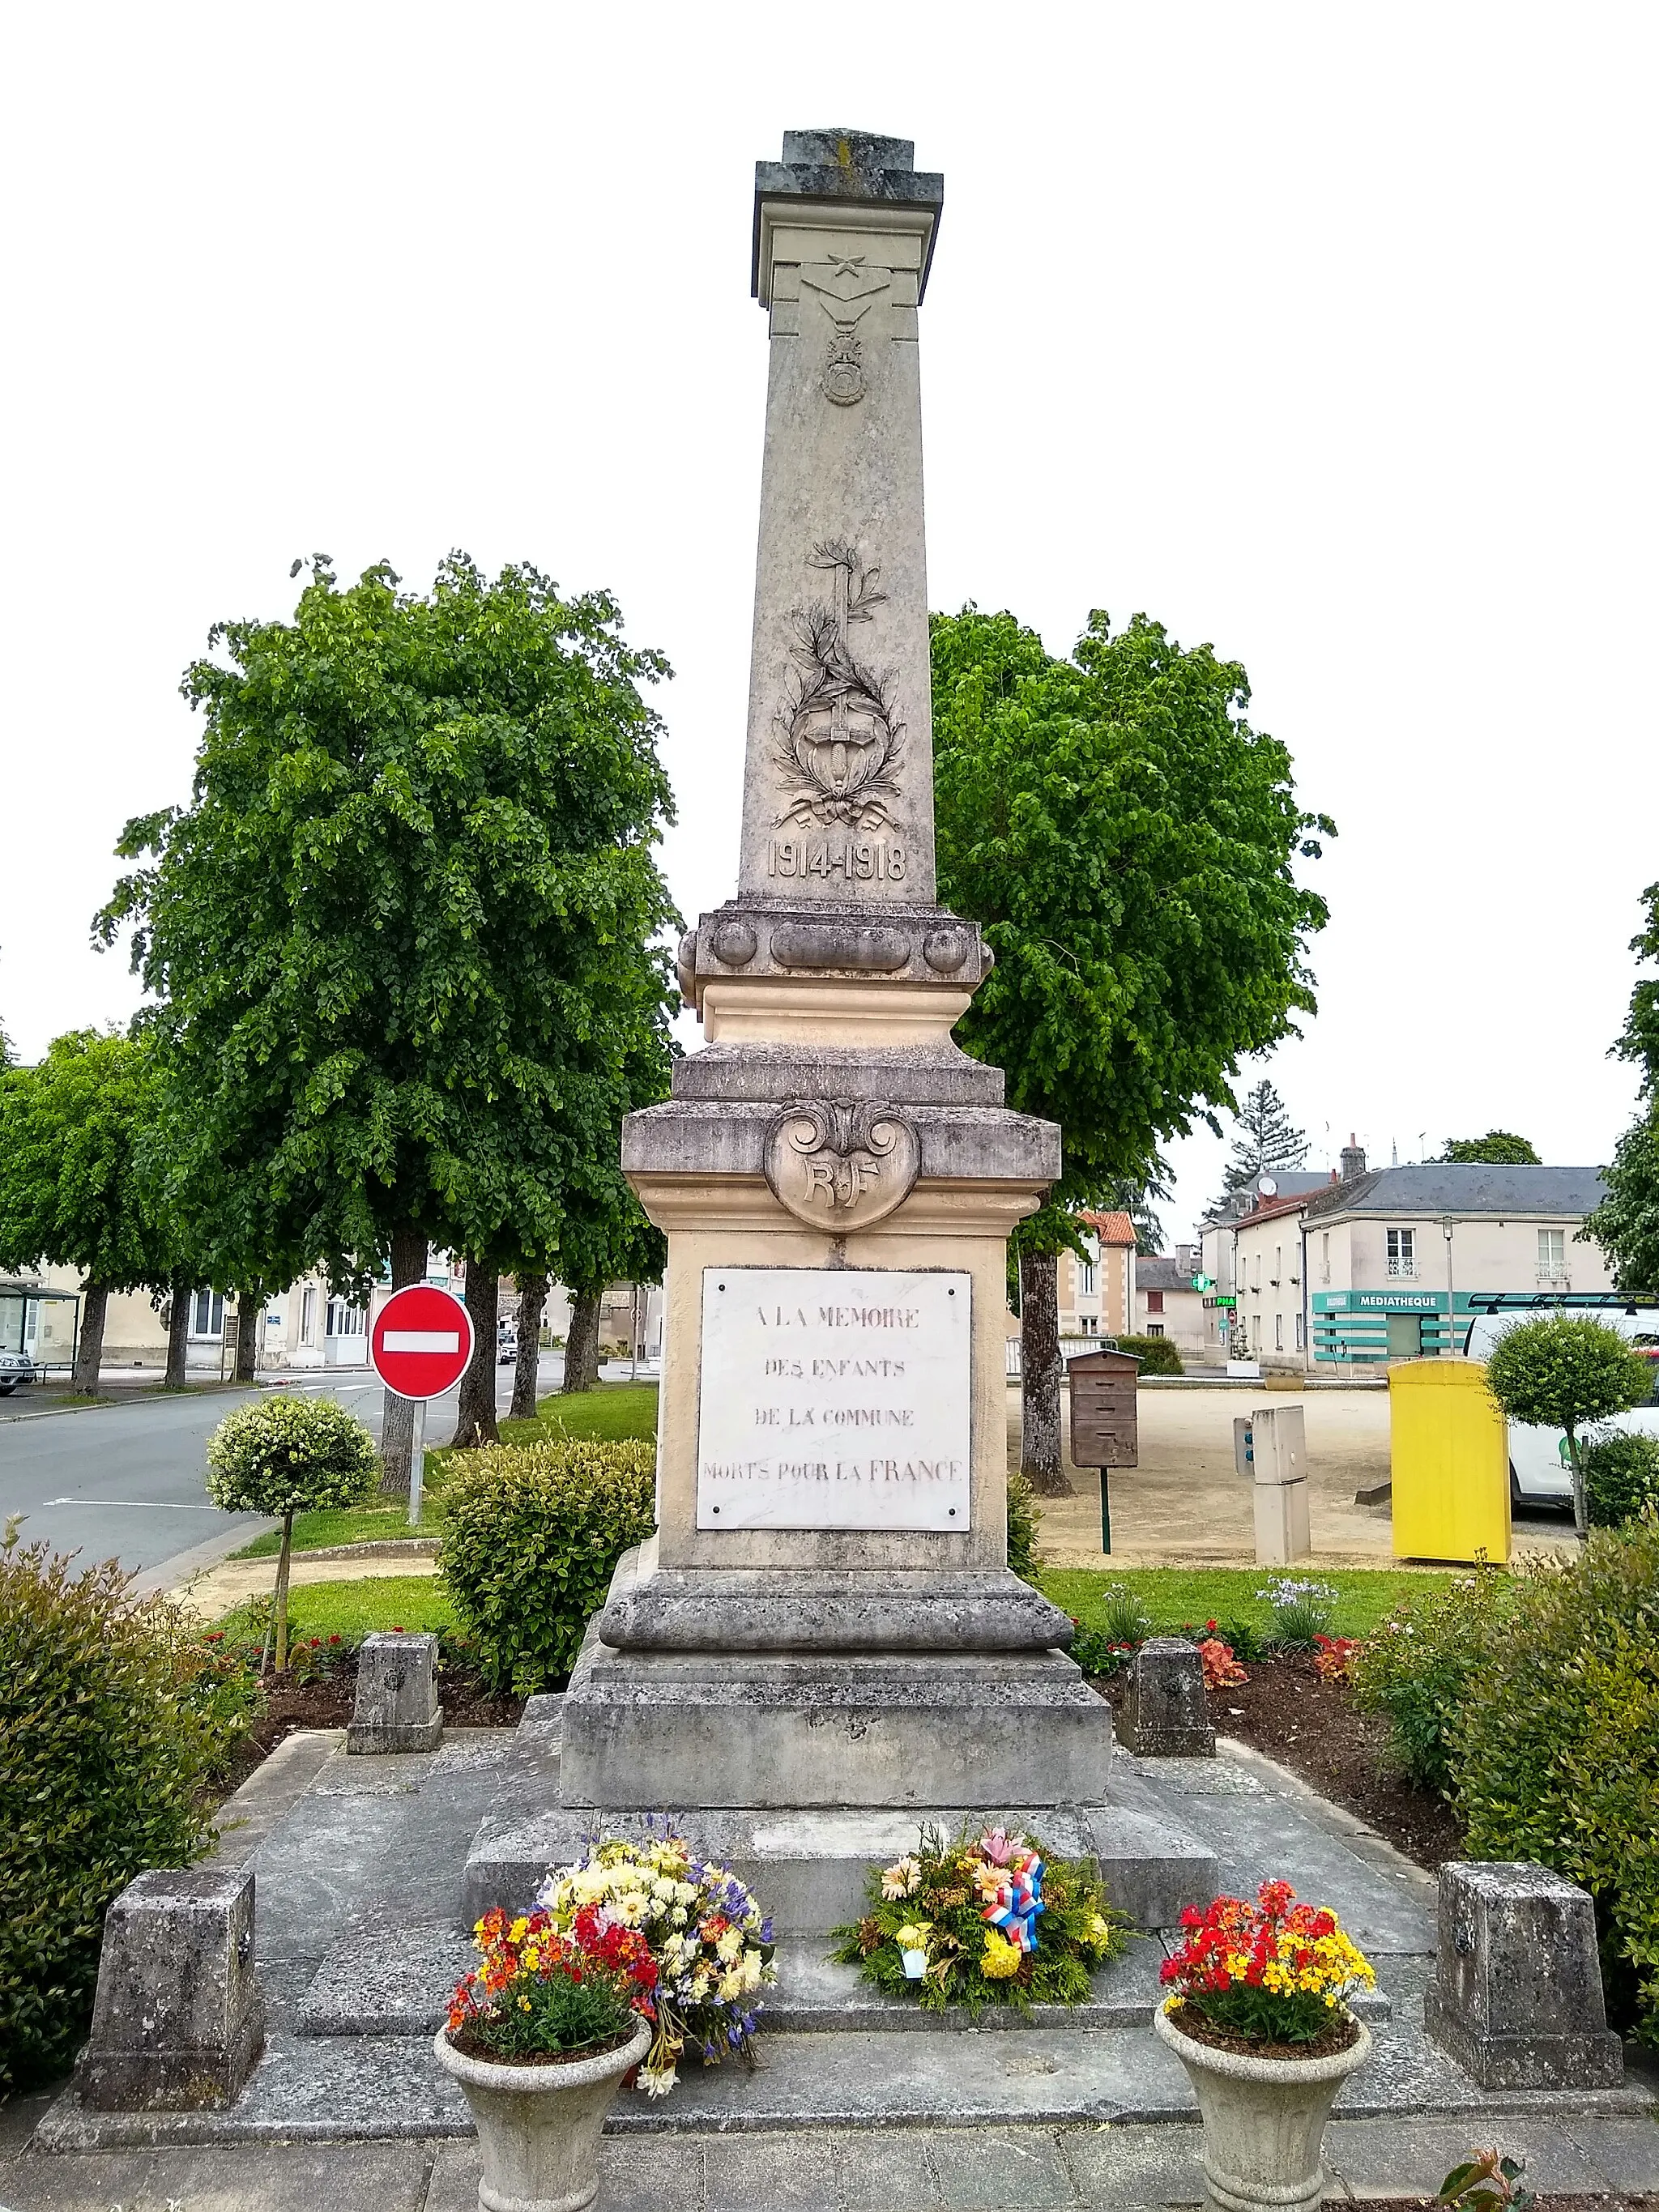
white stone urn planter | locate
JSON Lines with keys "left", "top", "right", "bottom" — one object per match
{"left": 433, "top": 2013, "right": 650, "bottom": 2212}
{"left": 1154, "top": 2003, "right": 1371, "bottom": 2212}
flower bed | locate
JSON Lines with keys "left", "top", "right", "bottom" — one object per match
{"left": 832, "top": 1824, "right": 1127, "bottom": 2016}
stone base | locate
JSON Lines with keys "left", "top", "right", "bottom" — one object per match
{"left": 1422, "top": 1988, "right": 1624, "bottom": 2092}
{"left": 346, "top": 1711, "right": 444, "bottom": 1755}
{"left": 461, "top": 1796, "right": 1218, "bottom": 1935}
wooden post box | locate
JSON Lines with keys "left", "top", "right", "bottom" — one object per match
{"left": 1066, "top": 1347, "right": 1141, "bottom": 1554}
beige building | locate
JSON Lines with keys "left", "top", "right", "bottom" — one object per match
{"left": 1056, "top": 1211, "right": 1137, "bottom": 1339}
{"left": 1209, "top": 1152, "right": 1617, "bottom": 1373}
{"left": 1132, "top": 1247, "right": 1209, "bottom": 1361}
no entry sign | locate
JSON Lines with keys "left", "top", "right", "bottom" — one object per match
{"left": 370, "top": 1284, "right": 474, "bottom": 1401}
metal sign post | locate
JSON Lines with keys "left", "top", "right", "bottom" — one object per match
{"left": 410, "top": 1398, "right": 427, "bottom": 1528}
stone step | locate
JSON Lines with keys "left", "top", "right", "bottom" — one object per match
{"left": 295, "top": 1924, "right": 1393, "bottom": 2041}
{"left": 459, "top": 1798, "right": 1220, "bottom": 1933}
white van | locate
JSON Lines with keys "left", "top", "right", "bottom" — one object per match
{"left": 1461, "top": 1305, "right": 1659, "bottom": 1507}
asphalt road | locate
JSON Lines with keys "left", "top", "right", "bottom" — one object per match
{"left": 0, "top": 1357, "right": 564, "bottom": 1580}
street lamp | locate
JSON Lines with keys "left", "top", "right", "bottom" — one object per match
{"left": 1442, "top": 1217, "right": 1456, "bottom": 1357}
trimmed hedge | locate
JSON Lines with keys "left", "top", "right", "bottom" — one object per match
{"left": 0, "top": 1530, "right": 255, "bottom": 2091}
{"left": 1452, "top": 1519, "right": 1659, "bottom": 2045}
{"left": 438, "top": 1439, "right": 656, "bottom": 1692}
{"left": 1115, "top": 1333, "right": 1183, "bottom": 1375}
{"left": 1351, "top": 1566, "right": 1513, "bottom": 1792}
{"left": 1583, "top": 1430, "right": 1659, "bottom": 1529}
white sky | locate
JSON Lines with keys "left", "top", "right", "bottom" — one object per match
{"left": 3, "top": 2, "right": 1654, "bottom": 1247}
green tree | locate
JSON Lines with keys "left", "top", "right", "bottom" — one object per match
{"left": 0, "top": 1030, "right": 174, "bottom": 1391}
{"left": 932, "top": 607, "right": 1331, "bottom": 1493}
{"left": 1215, "top": 1077, "right": 1307, "bottom": 1213}
{"left": 1585, "top": 882, "right": 1659, "bottom": 1294}
{"left": 97, "top": 553, "right": 679, "bottom": 1481}
{"left": 205, "top": 1395, "right": 379, "bottom": 1670}
{"left": 1485, "top": 1314, "right": 1653, "bottom": 1537}
{"left": 1439, "top": 1131, "right": 1541, "bottom": 1165}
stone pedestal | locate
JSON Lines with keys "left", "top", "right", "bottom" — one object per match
{"left": 1424, "top": 1860, "right": 1623, "bottom": 2089}
{"left": 1122, "top": 1638, "right": 1215, "bottom": 1758}
{"left": 79, "top": 1867, "right": 264, "bottom": 2111}
{"left": 348, "top": 1630, "right": 442, "bottom": 1754}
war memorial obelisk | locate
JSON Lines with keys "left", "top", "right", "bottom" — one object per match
{"left": 467, "top": 131, "right": 1211, "bottom": 1929}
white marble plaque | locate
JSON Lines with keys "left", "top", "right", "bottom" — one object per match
{"left": 696, "top": 1267, "right": 971, "bottom": 1531}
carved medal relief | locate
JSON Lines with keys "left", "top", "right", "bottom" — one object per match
{"left": 765, "top": 1100, "right": 921, "bottom": 1231}
{"left": 800, "top": 254, "right": 890, "bottom": 406}
{"left": 773, "top": 539, "right": 906, "bottom": 859}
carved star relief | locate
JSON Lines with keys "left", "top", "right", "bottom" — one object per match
{"left": 801, "top": 255, "right": 892, "bottom": 314}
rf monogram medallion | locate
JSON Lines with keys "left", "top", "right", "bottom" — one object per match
{"left": 763, "top": 1099, "right": 921, "bottom": 1230}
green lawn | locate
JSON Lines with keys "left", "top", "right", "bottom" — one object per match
{"left": 1041, "top": 1566, "right": 1459, "bottom": 1639}
{"left": 211, "top": 1574, "right": 457, "bottom": 1642}
{"left": 232, "top": 1503, "right": 435, "bottom": 1559}
{"left": 500, "top": 1381, "right": 659, "bottom": 1447}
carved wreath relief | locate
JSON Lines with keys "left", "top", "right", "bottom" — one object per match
{"left": 800, "top": 254, "right": 890, "bottom": 406}
{"left": 764, "top": 1100, "right": 921, "bottom": 1232}
{"left": 774, "top": 540, "right": 904, "bottom": 844}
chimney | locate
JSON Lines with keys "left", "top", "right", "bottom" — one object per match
{"left": 1340, "top": 1132, "right": 1367, "bottom": 1182}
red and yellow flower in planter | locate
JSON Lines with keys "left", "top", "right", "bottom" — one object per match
{"left": 1160, "top": 1879, "right": 1375, "bottom": 2051}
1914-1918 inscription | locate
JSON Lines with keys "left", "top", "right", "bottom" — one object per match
{"left": 696, "top": 1267, "right": 970, "bottom": 1530}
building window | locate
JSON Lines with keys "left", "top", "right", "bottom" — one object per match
{"left": 1145, "top": 1289, "right": 1164, "bottom": 1315}
{"left": 326, "top": 1299, "right": 365, "bottom": 1337}
{"left": 1078, "top": 1257, "right": 1096, "bottom": 1294}
{"left": 301, "top": 1286, "right": 318, "bottom": 1345}
{"left": 1320, "top": 1231, "right": 1330, "bottom": 1284}
{"left": 1273, "top": 1245, "right": 1282, "bottom": 1285}
{"left": 1274, "top": 1314, "right": 1284, "bottom": 1350}
{"left": 1387, "top": 1229, "right": 1416, "bottom": 1277}
{"left": 1146, "top": 1322, "right": 1165, "bottom": 1338}
{"left": 1253, "top": 1255, "right": 1262, "bottom": 1291}
{"left": 1295, "top": 1313, "right": 1305, "bottom": 1351}
{"left": 190, "top": 1289, "right": 225, "bottom": 1339}
{"left": 1538, "top": 1228, "right": 1567, "bottom": 1283}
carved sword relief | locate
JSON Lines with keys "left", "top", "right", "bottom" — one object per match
{"left": 764, "top": 1100, "right": 921, "bottom": 1231}
{"left": 774, "top": 540, "right": 904, "bottom": 833}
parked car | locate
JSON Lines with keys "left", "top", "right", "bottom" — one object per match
{"left": 0, "top": 1349, "right": 39, "bottom": 1395}
{"left": 1463, "top": 1306, "right": 1659, "bottom": 1507}
{"left": 497, "top": 1322, "right": 517, "bottom": 1367}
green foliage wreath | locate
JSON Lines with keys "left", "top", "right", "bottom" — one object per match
{"left": 830, "top": 1823, "right": 1128, "bottom": 2017}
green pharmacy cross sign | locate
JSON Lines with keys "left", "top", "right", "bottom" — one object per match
{"left": 1190, "top": 1274, "right": 1214, "bottom": 1291}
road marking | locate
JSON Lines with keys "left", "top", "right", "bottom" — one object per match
{"left": 42, "top": 1498, "right": 221, "bottom": 1510}
{"left": 382, "top": 1330, "right": 462, "bottom": 1353}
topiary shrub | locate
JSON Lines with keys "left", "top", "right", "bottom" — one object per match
{"left": 1582, "top": 1428, "right": 1659, "bottom": 1529}
{"left": 1006, "top": 1470, "right": 1042, "bottom": 1584}
{"left": 1452, "top": 1519, "right": 1659, "bottom": 2045}
{"left": 0, "top": 1524, "right": 257, "bottom": 2092}
{"left": 1350, "top": 1562, "right": 1515, "bottom": 1793}
{"left": 1115, "top": 1334, "right": 1182, "bottom": 1375}
{"left": 438, "top": 1439, "right": 656, "bottom": 1692}
{"left": 206, "top": 1394, "right": 379, "bottom": 1670}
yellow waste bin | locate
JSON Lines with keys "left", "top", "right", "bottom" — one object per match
{"left": 1389, "top": 1359, "right": 1511, "bottom": 1563}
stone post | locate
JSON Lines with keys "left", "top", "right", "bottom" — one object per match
{"left": 1424, "top": 1860, "right": 1623, "bottom": 2089}
{"left": 1122, "top": 1638, "right": 1216, "bottom": 1758}
{"left": 79, "top": 1866, "right": 264, "bottom": 2110}
{"left": 347, "top": 1630, "right": 443, "bottom": 1754}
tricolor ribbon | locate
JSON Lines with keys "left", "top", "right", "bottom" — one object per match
{"left": 981, "top": 1849, "right": 1046, "bottom": 1954}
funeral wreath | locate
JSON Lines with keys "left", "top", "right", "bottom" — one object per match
{"left": 831, "top": 1823, "right": 1128, "bottom": 2016}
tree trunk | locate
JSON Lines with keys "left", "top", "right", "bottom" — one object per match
{"left": 164, "top": 1276, "right": 191, "bottom": 1389}
{"left": 450, "top": 1259, "right": 501, "bottom": 1448}
{"left": 271, "top": 1509, "right": 295, "bottom": 1674}
{"left": 380, "top": 1227, "right": 429, "bottom": 1499}
{"left": 73, "top": 1282, "right": 109, "bottom": 1395}
{"left": 234, "top": 1289, "right": 261, "bottom": 1383}
{"left": 1019, "top": 1251, "right": 1072, "bottom": 1496}
{"left": 512, "top": 1272, "right": 548, "bottom": 1421}
{"left": 561, "top": 1283, "right": 602, "bottom": 1394}
{"left": 1567, "top": 1422, "right": 1588, "bottom": 1540}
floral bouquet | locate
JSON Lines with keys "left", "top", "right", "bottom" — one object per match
{"left": 535, "top": 1835, "right": 775, "bottom": 2097}
{"left": 446, "top": 1906, "right": 651, "bottom": 2063}
{"left": 1159, "top": 1880, "right": 1375, "bottom": 2048}
{"left": 831, "top": 1823, "right": 1128, "bottom": 2017}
